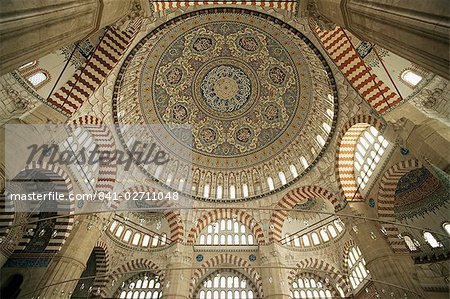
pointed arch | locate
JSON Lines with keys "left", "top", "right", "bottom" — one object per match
{"left": 13, "top": 162, "right": 74, "bottom": 253}
{"left": 68, "top": 115, "right": 117, "bottom": 194}
{"left": 189, "top": 253, "right": 263, "bottom": 298}
{"left": 378, "top": 159, "right": 423, "bottom": 253}
{"left": 102, "top": 258, "right": 164, "bottom": 298}
{"left": 335, "top": 115, "right": 384, "bottom": 201}
{"left": 92, "top": 240, "right": 110, "bottom": 296}
{"left": 270, "top": 186, "right": 343, "bottom": 242}
{"left": 341, "top": 239, "right": 357, "bottom": 275}
{"left": 187, "top": 209, "right": 265, "bottom": 245}
{"left": 113, "top": 186, "right": 184, "bottom": 243}
{"left": 288, "top": 257, "right": 351, "bottom": 297}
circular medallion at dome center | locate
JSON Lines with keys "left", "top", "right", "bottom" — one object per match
{"left": 201, "top": 65, "right": 251, "bottom": 113}
{"left": 193, "top": 58, "right": 258, "bottom": 120}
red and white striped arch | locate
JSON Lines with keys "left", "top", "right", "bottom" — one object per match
{"left": 92, "top": 240, "right": 110, "bottom": 297}
{"left": 14, "top": 162, "right": 75, "bottom": 253}
{"left": 114, "top": 186, "right": 184, "bottom": 243}
{"left": 187, "top": 208, "right": 265, "bottom": 245}
{"left": 189, "top": 253, "right": 263, "bottom": 298}
{"left": 336, "top": 115, "right": 384, "bottom": 201}
{"left": 312, "top": 26, "right": 402, "bottom": 114}
{"left": 69, "top": 115, "right": 117, "bottom": 195}
{"left": 378, "top": 159, "right": 423, "bottom": 253}
{"left": 270, "top": 186, "right": 343, "bottom": 242}
{"left": 0, "top": 193, "right": 15, "bottom": 243}
{"left": 46, "top": 19, "right": 142, "bottom": 116}
{"left": 288, "top": 257, "right": 351, "bottom": 297}
{"left": 102, "top": 258, "right": 164, "bottom": 298}
{"left": 152, "top": 1, "right": 297, "bottom": 13}
{"left": 341, "top": 239, "right": 356, "bottom": 280}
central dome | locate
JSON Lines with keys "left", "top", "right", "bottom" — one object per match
{"left": 113, "top": 8, "right": 338, "bottom": 201}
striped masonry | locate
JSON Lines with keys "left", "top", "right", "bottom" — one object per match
{"left": 378, "top": 159, "right": 422, "bottom": 253}
{"left": 288, "top": 257, "right": 351, "bottom": 297}
{"left": 187, "top": 208, "right": 265, "bottom": 245}
{"left": 335, "top": 115, "right": 384, "bottom": 201}
{"left": 314, "top": 26, "right": 402, "bottom": 114}
{"left": 189, "top": 253, "right": 263, "bottom": 298}
{"left": 102, "top": 258, "right": 164, "bottom": 298}
{"left": 91, "top": 241, "right": 110, "bottom": 297}
{"left": 69, "top": 115, "right": 117, "bottom": 195}
{"left": 46, "top": 19, "right": 142, "bottom": 116}
{"left": 14, "top": 162, "right": 74, "bottom": 254}
{"left": 115, "top": 186, "right": 184, "bottom": 243}
{"left": 270, "top": 186, "right": 343, "bottom": 242}
{"left": 152, "top": 1, "right": 296, "bottom": 12}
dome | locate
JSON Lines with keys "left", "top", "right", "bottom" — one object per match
{"left": 113, "top": 8, "right": 338, "bottom": 201}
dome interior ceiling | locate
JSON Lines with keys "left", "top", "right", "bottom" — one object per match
{"left": 113, "top": 8, "right": 338, "bottom": 201}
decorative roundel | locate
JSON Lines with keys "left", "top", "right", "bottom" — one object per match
{"left": 249, "top": 254, "right": 257, "bottom": 262}
{"left": 112, "top": 8, "right": 338, "bottom": 201}
{"left": 196, "top": 254, "right": 204, "bottom": 262}
{"left": 400, "top": 147, "right": 410, "bottom": 155}
{"left": 368, "top": 198, "right": 376, "bottom": 208}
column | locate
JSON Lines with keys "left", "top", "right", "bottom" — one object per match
{"left": 33, "top": 214, "right": 106, "bottom": 298}
{"left": 347, "top": 205, "right": 425, "bottom": 298}
{"left": 259, "top": 244, "right": 291, "bottom": 299}
{"left": 0, "top": 0, "right": 134, "bottom": 75}
{"left": 312, "top": 0, "right": 449, "bottom": 79}
{"left": 385, "top": 103, "right": 450, "bottom": 171}
{"left": 163, "top": 244, "right": 193, "bottom": 299}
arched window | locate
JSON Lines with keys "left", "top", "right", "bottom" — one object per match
{"left": 242, "top": 184, "right": 249, "bottom": 198}
{"left": 142, "top": 235, "right": 151, "bottom": 247}
{"left": 116, "top": 273, "right": 162, "bottom": 299}
{"left": 354, "top": 126, "right": 389, "bottom": 190}
{"left": 328, "top": 225, "right": 337, "bottom": 238}
{"left": 316, "top": 135, "right": 325, "bottom": 146}
{"left": 400, "top": 69, "right": 423, "bottom": 87}
{"left": 115, "top": 225, "right": 124, "bottom": 238}
{"left": 320, "top": 229, "right": 330, "bottom": 242}
{"left": 326, "top": 109, "right": 334, "bottom": 119}
{"left": 311, "top": 232, "right": 320, "bottom": 245}
{"left": 216, "top": 185, "right": 223, "bottom": 199}
{"left": 195, "top": 270, "right": 258, "bottom": 299}
{"left": 27, "top": 71, "right": 49, "bottom": 87}
{"left": 64, "top": 127, "right": 99, "bottom": 191}
{"left": 110, "top": 221, "right": 118, "bottom": 232}
{"left": 404, "top": 236, "right": 418, "bottom": 252}
{"left": 19, "top": 61, "right": 36, "bottom": 70}
{"left": 132, "top": 233, "right": 141, "bottom": 246}
{"left": 267, "top": 177, "right": 274, "bottom": 191}
{"left": 229, "top": 185, "right": 236, "bottom": 199}
{"left": 197, "top": 218, "right": 256, "bottom": 246}
{"left": 123, "top": 230, "right": 132, "bottom": 242}
{"left": 290, "top": 165, "right": 298, "bottom": 178}
{"left": 443, "top": 222, "right": 450, "bottom": 236}
{"left": 423, "top": 232, "right": 442, "bottom": 248}
{"left": 109, "top": 218, "right": 170, "bottom": 248}
{"left": 290, "top": 274, "right": 338, "bottom": 298}
{"left": 322, "top": 123, "right": 331, "bottom": 133}
{"left": 203, "top": 184, "right": 210, "bottom": 198}
{"left": 300, "top": 156, "right": 308, "bottom": 169}
{"left": 279, "top": 172, "right": 287, "bottom": 185}
{"left": 302, "top": 235, "right": 310, "bottom": 247}
{"left": 347, "top": 246, "right": 369, "bottom": 290}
